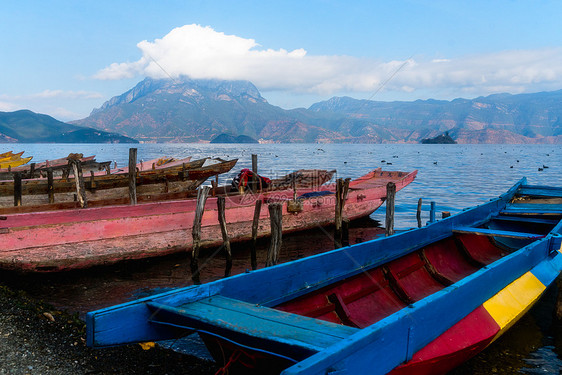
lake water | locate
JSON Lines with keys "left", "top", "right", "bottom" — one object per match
{"left": 4, "top": 143, "right": 562, "bottom": 374}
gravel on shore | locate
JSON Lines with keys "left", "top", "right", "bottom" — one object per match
{"left": 0, "top": 284, "right": 218, "bottom": 374}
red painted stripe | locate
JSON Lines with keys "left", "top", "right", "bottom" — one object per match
{"left": 390, "top": 305, "right": 500, "bottom": 375}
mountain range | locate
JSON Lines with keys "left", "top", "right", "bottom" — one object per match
{"left": 63, "top": 78, "right": 562, "bottom": 144}
{"left": 0, "top": 110, "right": 137, "bottom": 143}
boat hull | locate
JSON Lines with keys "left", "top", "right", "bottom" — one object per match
{"left": 0, "top": 169, "right": 416, "bottom": 272}
{"left": 84, "top": 178, "right": 562, "bottom": 374}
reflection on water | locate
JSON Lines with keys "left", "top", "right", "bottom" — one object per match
{"left": 3, "top": 143, "right": 562, "bottom": 373}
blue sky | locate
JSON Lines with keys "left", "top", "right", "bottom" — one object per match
{"left": 2, "top": 0, "right": 562, "bottom": 121}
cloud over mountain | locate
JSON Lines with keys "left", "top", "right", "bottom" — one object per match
{"left": 95, "top": 25, "right": 562, "bottom": 100}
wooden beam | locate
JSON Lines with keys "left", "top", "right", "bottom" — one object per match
{"left": 251, "top": 199, "right": 262, "bottom": 270}
{"left": 47, "top": 168, "right": 54, "bottom": 204}
{"left": 265, "top": 203, "right": 282, "bottom": 267}
{"left": 191, "top": 186, "right": 211, "bottom": 284}
{"left": 217, "top": 196, "right": 232, "bottom": 277}
{"left": 385, "top": 182, "right": 396, "bottom": 236}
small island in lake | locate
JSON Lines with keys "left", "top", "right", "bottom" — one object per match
{"left": 210, "top": 133, "right": 259, "bottom": 144}
{"left": 421, "top": 132, "right": 457, "bottom": 144}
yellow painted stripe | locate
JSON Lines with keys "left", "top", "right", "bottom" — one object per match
{"left": 483, "top": 272, "right": 546, "bottom": 339}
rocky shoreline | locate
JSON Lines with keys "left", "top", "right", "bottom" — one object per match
{"left": 0, "top": 284, "right": 217, "bottom": 374}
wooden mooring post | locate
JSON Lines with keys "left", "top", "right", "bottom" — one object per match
{"left": 47, "top": 168, "right": 55, "bottom": 204}
{"left": 416, "top": 198, "right": 423, "bottom": 228}
{"left": 217, "top": 196, "right": 232, "bottom": 277}
{"left": 251, "top": 153, "right": 260, "bottom": 191}
{"left": 13, "top": 172, "right": 22, "bottom": 207}
{"left": 265, "top": 203, "right": 282, "bottom": 267}
{"left": 251, "top": 199, "right": 262, "bottom": 270}
{"left": 190, "top": 186, "right": 211, "bottom": 284}
{"left": 334, "top": 178, "right": 350, "bottom": 248}
{"left": 385, "top": 182, "right": 396, "bottom": 236}
{"left": 128, "top": 148, "right": 137, "bottom": 205}
{"left": 68, "top": 159, "right": 87, "bottom": 208}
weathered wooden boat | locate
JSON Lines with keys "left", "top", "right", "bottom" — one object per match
{"left": 0, "top": 157, "right": 235, "bottom": 209}
{"left": 0, "top": 168, "right": 415, "bottom": 272}
{"left": 86, "top": 178, "right": 562, "bottom": 374}
{"left": 0, "top": 155, "right": 109, "bottom": 180}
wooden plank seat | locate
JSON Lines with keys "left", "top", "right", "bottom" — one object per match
{"left": 493, "top": 216, "right": 560, "bottom": 226}
{"left": 146, "top": 296, "right": 358, "bottom": 358}
{"left": 452, "top": 226, "right": 546, "bottom": 240}
{"left": 517, "top": 185, "right": 562, "bottom": 198}
{"left": 501, "top": 203, "right": 562, "bottom": 216}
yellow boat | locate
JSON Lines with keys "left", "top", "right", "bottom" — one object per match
{"left": 0, "top": 151, "right": 24, "bottom": 163}
{"left": 0, "top": 151, "right": 15, "bottom": 159}
{"left": 0, "top": 156, "right": 33, "bottom": 169}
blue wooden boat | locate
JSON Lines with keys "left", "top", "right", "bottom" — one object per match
{"left": 87, "top": 178, "right": 562, "bottom": 374}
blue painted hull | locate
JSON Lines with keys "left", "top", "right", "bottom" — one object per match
{"left": 87, "top": 178, "right": 562, "bottom": 374}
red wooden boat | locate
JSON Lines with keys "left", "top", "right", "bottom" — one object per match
{"left": 86, "top": 179, "right": 562, "bottom": 375}
{"left": 0, "top": 168, "right": 416, "bottom": 272}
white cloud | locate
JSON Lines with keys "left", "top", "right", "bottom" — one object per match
{"left": 30, "top": 90, "right": 103, "bottom": 100}
{"left": 94, "top": 24, "right": 562, "bottom": 99}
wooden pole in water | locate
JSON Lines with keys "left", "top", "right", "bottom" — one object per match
{"left": 217, "top": 196, "right": 232, "bottom": 277}
{"left": 265, "top": 203, "right": 282, "bottom": 267}
{"left": 69, "top": 159, "right": 87, "bottom": 208}
{"left": 251, "top": 199, "right": 262, "bottom": 270}
{"left": 190, "top": 186, "right": 210, "bottom": 284}
{"left": 334, "top": 178, "right": 351, "bottom": 248}
{"left": 442, "top": 211, "right": 451, "bottom": 219}
{"left": 128, "top": 148, "right": 137, "bottom": 205}
{"left": 385, "top": 182, "right": 396, "bottom": 236}
{"left": 29, "top": 163, "right": 35, "bottom": 179}
{"left": 334, "top": 179, "right": 343, "bottom": 248}
{"left": 47, "top": 168, "right": 55, "bottom": 204}
{"left": 13, "top": 172, "right": 22, "bottom": 207}
{"left": 416, "top": 198, "right": 423, "bottom": 228}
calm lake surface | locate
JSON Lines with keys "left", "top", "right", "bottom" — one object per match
{"left": 4, "top": 143, "right": 562, "bottom": 374}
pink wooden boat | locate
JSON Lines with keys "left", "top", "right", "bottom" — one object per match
{"left": 0, "top": 168, "right": 417, "bottom": 272}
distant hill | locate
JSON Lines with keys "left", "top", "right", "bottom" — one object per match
{"left": 72, "top": 77, "right": 562, "bottom": 144}
{"left": 309, "top": 93, "right": 562, "bottom": 143}
{"left": 211, "top": 134, "right": 258, "bottom": 143}
{"left": 0, "top": 110, "right": 137, "bottom": 143}
{"left": 73, "top": 77, "right": 337, "bottom": 143}
{"left": 421, "top": 132, "right": 457, "bottom": 144}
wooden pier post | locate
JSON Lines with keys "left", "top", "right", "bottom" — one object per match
{"left": 47, "top": 168, "right": 55, "bottom": 204}
{"left": 29, "top": 163, "right": 36, "bottom": 179}
{"left": 13, "top": 172, "right": 22, "bottom": 207}
{"left": 251, "top": 199, "right": 262, "bottom": 270}
{"left": 385, "top": 182, "right": 396, "bottom": 236}
{"left": 217, "top": 196, "right": 232, "bottom": 277}
{"left": 69, "top": 159, "right": 87, "bottom": 208}
{"left": 442, "top": 211, "right": 451, "bottom": 219}
{"left": 128, "top": 148, "right": 137, "bottom": 205}
{"left": 334, "top": 178, "right": 351, "bottom": 248}
{"left": 251, "top": 154, "right": 259, "bottom": 191}
{"left": 265, "top": 203, "right": 282, "bottom": 267}
{"left": 416, "top": 198, "right": 423, "bottom": 228}
{"left": 190, "top": 186, "right": 210, "bottom": 284}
